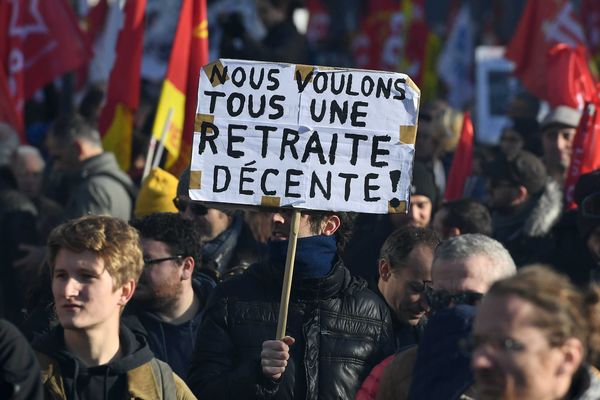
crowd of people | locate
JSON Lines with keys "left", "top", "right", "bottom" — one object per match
{"left": 0, "top": 100, "right": 599, "bottom": 399}
{"left": 0, "top": 0, "right": 599, "bottom": 399}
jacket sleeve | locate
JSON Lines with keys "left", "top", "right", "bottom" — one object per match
{"left": 187, "top": 289, "right": 280, "bottom": 400}
{"left": 174, "top": 373, "right": 199, "bottom": 400}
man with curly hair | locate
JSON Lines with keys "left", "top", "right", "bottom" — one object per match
{"left": 127, "top": 212, "right": 215, "bottom": 380}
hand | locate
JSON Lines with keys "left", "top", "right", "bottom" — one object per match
{"left": 13, "top": 244, "right": 45, "bottom": 270}
{"left": 261, "top": 336, "right": 295, "bottom": 380}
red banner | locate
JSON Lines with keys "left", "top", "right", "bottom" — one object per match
{"left": 0, "top": 0, "right": 92, "bottom": 135}
{"left": 565, "top": 101, "right": 600, "bottom": 209}
{"left": 445, "top": 112, "right": 473, "bottom": 201}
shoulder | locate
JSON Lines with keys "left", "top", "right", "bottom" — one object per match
{"left": 341, "top": 274, "right": 391, "bottom": 319}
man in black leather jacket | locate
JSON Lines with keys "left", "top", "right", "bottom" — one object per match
{"left": 188, "top": 209, "right": 395, "bottom": 399}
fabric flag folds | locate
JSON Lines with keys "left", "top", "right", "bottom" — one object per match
{"left": 0, "top": 0, "right": 91, "bottom": 139}
{"left": 444, "top": 111, "right": 473, "bottom": 201}
{"left": 564, "top": 101, "right": 600, "bottom": 210}
{"left": 152, "top": 0, "right": 209, "bottom": 176}
{"left": 98, "top": 0, "right": 146, "bottom": 171}
{"left": 545, "top": 44, "right": 599, "bottom": 110}
{"left": 506, "top": 0, "right": 585, "bottom": 101}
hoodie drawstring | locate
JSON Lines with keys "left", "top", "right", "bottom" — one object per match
{"left": 103, "top": 366, "right": 110, "bottom": 400}
{"left": 71, "top": 359, "right": 79, "bottom": 400}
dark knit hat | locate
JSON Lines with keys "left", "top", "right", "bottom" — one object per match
{"left": 411, "top": 161, "right": 438, "bottom": 206}
{"left": 484, "top": 151, "right": 547, "bottom": 195}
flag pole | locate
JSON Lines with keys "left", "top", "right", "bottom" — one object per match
{"left": 276, "top": 210, "right": 301, "bottom": 340}
{"left": 151, "top": 107, "right": 174, "bottom": 170}
{"left": 142, "top": 137, "right": 157, "bottom": 180}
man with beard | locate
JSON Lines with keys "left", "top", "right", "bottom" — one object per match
{"left": 126, "top": 212, "right": 215, "bottom": 380}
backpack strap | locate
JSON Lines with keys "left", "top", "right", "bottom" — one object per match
{"left": 127, "top": 359, "right": 177, "bottom": 400}
{"left": 35, "top": 352, "right": 67, "bottom": 399}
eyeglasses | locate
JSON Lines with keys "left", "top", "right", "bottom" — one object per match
{"left": 172, "top": 197, "right": 208, "bottom": 216}
{"left": 424, "top": 287, "right": 484, "bottom": 312}
{"left": 144, "top": 255, "right": 183, "bottom": 266}
{"left": 460, "top": 334, "right": 526, "bottom": 355}
{"left": 406, "top": 280, "right": 433, "bottom": 294}
{"left": 581, "top": 192, "right": 600, "bottom": 219}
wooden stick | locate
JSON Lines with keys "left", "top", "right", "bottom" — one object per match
{"left": 152, "top": 107, "right": 174, "bottom": 169}
{"left": 275, "top": 210, "right": 301, "bottom": 340}
{"left": 141, "top": 137, "right": 157, "bottom": 180}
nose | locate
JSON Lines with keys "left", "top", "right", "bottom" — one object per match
{"left": 409, "top": 205, "right": 420, "bottom": 221}
{"left": 271, "top": 212, "right": 286, "bottom": 224}
{"left": 62, "top": 277, "right": 80, "bottom": 299}
{"left": 471, "top": 345, "right": 494, "bottom": 370}
{"left": 181, "top": 204, "right": 195, "bottom": 221}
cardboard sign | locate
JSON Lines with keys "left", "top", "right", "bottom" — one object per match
{"left": 189, "top": 59, "right": 420, "bottom": 214}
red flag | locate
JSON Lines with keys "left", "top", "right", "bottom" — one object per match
{"left": 155, "top": 0, "right": 209, "bottom": 177}
{"left": 506, "top": 0, "right": 585, "bottom": 100}
{"left": 545, "top": 44, "right": 598, "bottom": 109}
{"left": 0, "top": 0, "right": 92, "bottom": 137}
{"left": 98, "top": 0, "right": 146, "bottom": 171}
{"left": 444, "top": 112, "right": 474, "bottom": 201}
{"left": 564, "top": 101, "right": 600, "bottom": 209}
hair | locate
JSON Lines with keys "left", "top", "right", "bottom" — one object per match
{"left": 13, "top": 145, "right": 45, "bottom": 168}
{"left": 47, "top": 215, "right": 143, "bottom": 289}
{"left": 487, "top": 265, "right": 600, "bottom": 365}
{"left": 49, "top": 113, "right": 102, "bottom": 147}
{"left": 307, "top": 210, "right": 356, "bottom": 253}
{"left": 379, "top": 226, "right": 440, "bottom": 269}
{"left": 130, "top": 212, "right": 203, "bottom": 267}
{"left": 438, "top": 199, "right": 492, "bottom": 237}
{"left": 434, "top": 233, "right": 516, "bottom": 283}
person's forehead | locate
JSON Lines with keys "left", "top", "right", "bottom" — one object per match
{"left": 432, "top": 254, "right": 492, "bottom": 292}
{"left": 55, "top": 248, "right": 105, "bottom": 272}
{"left": 543, "top": 125, "right": 576, "bottom": 136}
{"left": 475, "top": 293, "right": 538, "bottom": 332}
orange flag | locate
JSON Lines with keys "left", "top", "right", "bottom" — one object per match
{"left": 98, "top": 0, "right": 146, "bottom": 171}
{"left": 152, "top": 0, "right": 209, "bottom": 177}
{"left": 444, "top": 112, "right": 473, "bottom": 201}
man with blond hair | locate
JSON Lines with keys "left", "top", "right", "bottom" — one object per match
{"left": 32, "top": 215, "right": 196, "bottom": 399}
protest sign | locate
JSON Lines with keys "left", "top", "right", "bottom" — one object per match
{"left": 189, "top": 59, "right": 420, "bottom": 214}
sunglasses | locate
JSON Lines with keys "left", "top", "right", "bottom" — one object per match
{"left": 173, "top": 197, "right": 208, "bottom": 216}
{"left": 424, "top": 287, "right": 484, "bottom": 312}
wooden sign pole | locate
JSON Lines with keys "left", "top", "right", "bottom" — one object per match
{"left": 275, "top": 210, "right": 301, "bottom": 340}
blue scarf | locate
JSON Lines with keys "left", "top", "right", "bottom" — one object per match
{"left": 267, "top": 235, "right": 337, "bottom": 278}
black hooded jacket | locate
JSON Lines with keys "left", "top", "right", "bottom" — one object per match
{"left": 188, "top": 259, "right": 395, "bottom": 400}
{"left": 33, "top": 325, "right": 155, "bottom": 400}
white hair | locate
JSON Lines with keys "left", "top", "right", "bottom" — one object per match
{"left": 434, "top": 233, "right": 517, "bottom": 284}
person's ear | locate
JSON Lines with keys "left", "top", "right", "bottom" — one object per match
{"left": 72, "top": 139, "right": 85, "bottom": 159}
{"left": 181, "top": 256, "right": 195, "bottom": 280}
{"left": 321, "top": 215, "right": 341, "bottom": 236}
{"left": 378, "top": 259, "right": 391, "bottom": 281}
{"left": 513, "top": 185, "right": 529, "bottom": 205}
{"left": 556, "top": 338, "right": 584, "bottom": 377}
{"left": 117, "top": 279, "right": 136, "bottom": 306}
{"left": 448, "top": 227, "right": 461, "bottom": 237}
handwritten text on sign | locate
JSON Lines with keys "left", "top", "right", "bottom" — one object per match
{"left": 189, "top": 59, "right": 420, "bottom": 214}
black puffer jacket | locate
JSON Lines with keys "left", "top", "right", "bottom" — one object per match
{"left": 188, "top": 260, "right": 395, "bottom": 399}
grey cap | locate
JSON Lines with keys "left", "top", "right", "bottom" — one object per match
{"left": 541, "top": 105, "right": 581, "bottom": 132}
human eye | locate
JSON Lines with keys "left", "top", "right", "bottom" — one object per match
{"left": 53, "top": 270, "right": 67, "bottom": 280}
